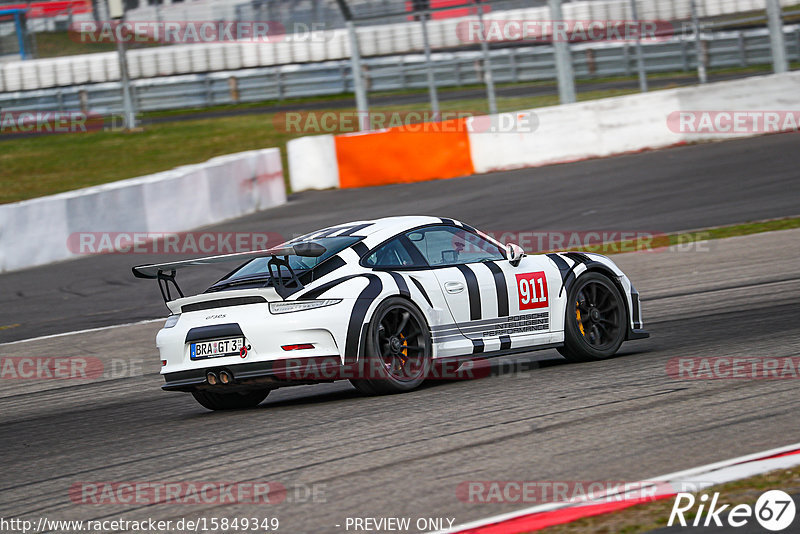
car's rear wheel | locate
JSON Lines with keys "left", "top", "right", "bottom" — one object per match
{"left": 351, "top": 297, "right": 432, "bottom": 395}
{"left": 558, "top": 272, "right": 626, "bottom": 362}
{"left": 191, "top": 389, "right": 270, "bottom": 411}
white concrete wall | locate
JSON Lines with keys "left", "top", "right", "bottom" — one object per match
{"left": 286, "top": 71, "right": 800, "bottom": 190}
{"left": 0, "top": 148, "right": 286, "bottom": 272}
{"left": 287, "top": 135, "right": 339, "bottom": 191}
{"left": 468, "top": 71, "right": 800, "bottom": 173}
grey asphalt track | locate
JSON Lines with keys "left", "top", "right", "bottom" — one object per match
{"left": 1, "top": 228, "right": 799, "bottom": 533}
{"left": 1, "top": 132, "right": 799, "bottom": 342}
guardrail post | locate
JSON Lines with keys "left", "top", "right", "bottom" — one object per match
{"left": 738, "top": 31, "right": 747, "bottom": 67}
{"left": 345, "top": 20, "right": 369, "bottom": 130}
{"left": 228, "top": 76, "right": 239, "bottom": 103}
{"left": 585, "top": 48, "right": 596, "bottom": 77}
{"left": 79, "top": 89, "right": 88, "bottom": 113}
{"left": 510, "top": 48, "right": 518, "bottom": 82}
{"left": 116, "top": 33, "right": 137, "bottom": 128}
{"left": 690, "top": 0, "right": 707, "bottom": 83}
{"left": 766, "top": 0, "right": 788, "bottom": 73}
{"left": 475, "top": 0, "right": 498, "bottom": 115}
{"left": 419, "top": 8, "right": 440, "bottom": 118}
{"left": 549, "top": 0, "right": 576, "bottom": 104}
{"left": 131, "top": 84, "right": 140, "bottom": 117}
{"left": 629, "top": 0, "right": 648, "bottom": 92}
{"left": 109, "top": 0, "right": 137, "bottom": 130}
{"left": 680, "top": 36, "right": 689, "bottom": 71}
{"left": 204, "top": 77, "right": 212, "bottom": 107}
{"left": 623, "top": 44, "right": 632, "bottom": 76}
{"left": 795, "top": 27, "right": 800, "bottom": 61}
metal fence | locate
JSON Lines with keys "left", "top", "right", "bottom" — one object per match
{"left": 1, "top": 24, "right": 798, "bottom": 113}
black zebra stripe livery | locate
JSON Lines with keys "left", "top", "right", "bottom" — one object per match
{"left": 455, "top": 264, "right": 482, "bottom": 321}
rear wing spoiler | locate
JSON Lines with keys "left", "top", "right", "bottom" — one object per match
{"left": 132, "top": 242, "right": 326, "bottom": 304}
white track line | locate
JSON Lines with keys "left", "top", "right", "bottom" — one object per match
{"left": 0, "top": 318, "right": 164, "bottom": 346}
{"left": 431, "top": 441, "right": 800, "bottom": 534}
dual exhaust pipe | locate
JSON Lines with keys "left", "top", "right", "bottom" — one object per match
{"left": 206, "top": 369, "right": 233, "bottom": 386}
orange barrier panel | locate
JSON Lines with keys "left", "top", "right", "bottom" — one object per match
{"left": 334, "top": 118, "right": 475, "bottom": 188}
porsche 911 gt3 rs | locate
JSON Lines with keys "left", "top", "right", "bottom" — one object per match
{"left": 133, "top": 216, "right": 648, "bottom": 410}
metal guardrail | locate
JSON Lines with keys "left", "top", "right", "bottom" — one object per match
{"left": 0, "top": 25, "right": 798, "bottom": 114}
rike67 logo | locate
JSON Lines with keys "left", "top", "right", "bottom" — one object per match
{"left": 516, "top": 272, "right": 548, "bottom": 310}
{"left": 669, "top": 490, "right": 796, "bottom": 531}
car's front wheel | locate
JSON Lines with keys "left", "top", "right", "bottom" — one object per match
{"left": 191, "top": 389, "right": 270, "bottom": 411}
{"left": 351, "top": 297, "right": 432, "bottom": 395}
{"left": 558, "top": 272, "right": 626, "bottom": 362}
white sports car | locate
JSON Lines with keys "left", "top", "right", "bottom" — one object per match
{"left": 133, "top": 216, "right": 648, "bottom": 410}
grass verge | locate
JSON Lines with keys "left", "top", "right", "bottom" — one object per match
{"left": 568, "top": 217, "right": 800, "bottom": 255}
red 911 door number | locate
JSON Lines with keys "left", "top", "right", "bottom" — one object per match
{"left": 516, "top": 271, "right": 548, "bottom": 310}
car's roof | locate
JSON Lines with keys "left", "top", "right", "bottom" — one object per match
{"left": 341, "top": 216, "right": 452, "bottom": 236}
{"left": 294, "top": 216, "right": 467, "bottom": 244}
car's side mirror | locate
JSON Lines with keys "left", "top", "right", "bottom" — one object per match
{"left": 506, "top": 243, "right": 525, "bottom": 267}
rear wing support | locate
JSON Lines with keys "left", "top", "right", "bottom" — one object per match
{"left": 157, "top": 270, "right": 184, "bottom": 303}
{"left": 267, "top": 256, "right": 304, "bottom": 299}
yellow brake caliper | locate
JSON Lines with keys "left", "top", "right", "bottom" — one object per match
{"left": 576, "top": 301, "right": 585, "bottom": 336}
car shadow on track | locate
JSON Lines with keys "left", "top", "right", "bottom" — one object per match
{"left": 184, "top": 348, "right": 655, "bottom": 414}
{"left": 416, "top": 346, "right": 655, "bottom": 390}
{"left": 261, "top": 385, "right": 364, "bottom": 409}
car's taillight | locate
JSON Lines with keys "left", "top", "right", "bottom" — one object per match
{"left": 281, "top": 344, "right": 315, "bottom": 351}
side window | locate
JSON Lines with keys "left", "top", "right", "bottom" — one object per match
{"left": 406, "top": 226, "right": 504, "bottom": 266}
{"left": 364, "top": 238, "right": 417, "bottom": 268}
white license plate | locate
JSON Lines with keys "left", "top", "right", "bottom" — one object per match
{"left": 190, "top": 337, "right": 244, "bottom": 360}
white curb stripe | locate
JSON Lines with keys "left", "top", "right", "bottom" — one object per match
{"left": 0, "top": 318, "right": 163, "bottom": 346}
{"left": 432, "top": 442, "right": 800, "bottom": 534}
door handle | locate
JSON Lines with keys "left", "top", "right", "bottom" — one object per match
{"left": 444, "top": 281, "right": 465, "bottom": 294}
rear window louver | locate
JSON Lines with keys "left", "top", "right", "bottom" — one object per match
{"left": 181, "top": 296, "right": 267, "bottom": 313}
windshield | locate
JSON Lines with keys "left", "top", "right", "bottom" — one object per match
{"left": 210, "top": 236, "right": 361, "bottom": 289}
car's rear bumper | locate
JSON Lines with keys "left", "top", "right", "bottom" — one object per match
{"left": 163, "top": 355, "right": 344, "bottom": 392}
{"left": 157, "top": 300, "right": 352, "bottom": 378}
